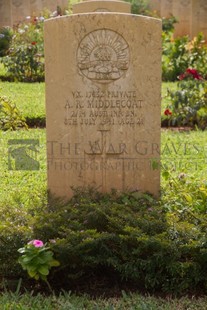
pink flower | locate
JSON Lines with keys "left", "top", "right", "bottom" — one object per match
{"left": 28, "top": 240, "right": 44, "bottom": 247}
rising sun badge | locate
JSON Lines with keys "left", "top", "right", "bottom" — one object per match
{"left": 77, "top": 29, "right": 129, "bottom": 84}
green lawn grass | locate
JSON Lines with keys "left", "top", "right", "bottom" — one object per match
{"left": 0, "top": 129, "right": 46, "bottom": 207}
{"left": 161, "top": 129, "right": 207, "bottom": 179}
{"left": 0, "top": 81, "right": 45, "bottom": 125}
{"left": 0, "top": 291, "right": 207, "bottom": 309}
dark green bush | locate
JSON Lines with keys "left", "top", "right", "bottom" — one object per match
{"left": 0, "top": 205, "right": 32, "bottom": 281}
{"left": 162, "top": 15, "right": 177, "bottom": 33}
{"left": 0, "top": 27, "right": 13, "bottom": 57}
{"left": 32, "top": 188, "right": 207, "bottom": 295}
{"left": 124, "top": 0, "right": 152, "bottom": 16}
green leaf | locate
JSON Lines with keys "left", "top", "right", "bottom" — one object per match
{"left": 28, "top": 270, "right": 37, "bottom": 278}
{"left": 38, "top": 266, "right": 49, "bottom": 276}
{"left": 162, "top": 170, "right": 170, "bottom": 180}
{"left": 22, "top": 256, "right": 34, "bottom": 263}
{"left": 183, "top": 193, "right": 193, "bottom": 203}
{"left": 49, "top": 259, "right": 60, "bottom": 267}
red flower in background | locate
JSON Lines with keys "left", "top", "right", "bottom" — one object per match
{"left": 164, "top": 109, "right": 172, "bottom": 116}
{"left": 178, "top": 68, "right": 203, "bottom": 80}
{"left": 186, "top": 68, "right": 203, "bottom": 80}
{"left": 31, "top": 41, "right": 36, "bottom": 45}
{"left": 178, "top": 73, "right": 186, "bottom": 80}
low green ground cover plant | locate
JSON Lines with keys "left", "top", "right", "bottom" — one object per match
{"left": 32, "top": 181, "right": 207, "bottom": 295}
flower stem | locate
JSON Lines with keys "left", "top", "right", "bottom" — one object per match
{"left": 45, "top": 279, "right": 53, "bottom": 294}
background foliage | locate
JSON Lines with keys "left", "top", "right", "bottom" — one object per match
{"left": 0, "top": 26, "right": 13, "bottom": 57}
{"left": 1, "top": 18, "right": 44, "bottom": 82}
{"left": 162, "top": 33, "right": 207, "bottom": 82}
{"left": 164, "top": 69, "right": 207, "bottom": 128}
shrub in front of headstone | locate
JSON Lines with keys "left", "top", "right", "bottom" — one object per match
{"left": 0, "top": 95, "right": 27, "bottom": 130}
{"left": 0, "top": 204, "right": 32, "bottom": 284}
{"left": 165, "top": 68, "right": 207, "bottom": 128}
{"left": 0, "top": 26, "right": 13, "bottom": 57}
{"left": 32, "top": 189, "right": 207, "bottom": 294}
{"left": 162, "top": 33, "right": 207, "bottom": 82}
{"left": 1, "top": 17, "right": 44, "bottom": 82}
{"left": 32, "top": 190, "right": 168, "bottom": 291}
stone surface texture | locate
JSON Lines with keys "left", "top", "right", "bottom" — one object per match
{"left": 73, "top": 0, "right": 131, "bottom": 14}
{"left": 45, "top": 9, "right": 162, "bottom": 199}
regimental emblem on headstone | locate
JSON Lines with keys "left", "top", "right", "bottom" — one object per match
{"left": 77, "top": 29, "right": 129, "bottom": 84}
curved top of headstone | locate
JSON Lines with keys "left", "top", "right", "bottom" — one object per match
{"left": 72, "top": 0, "right": 131, "bottom": 14}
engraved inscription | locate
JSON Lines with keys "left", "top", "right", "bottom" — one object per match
{"left": 64, "top": 90, "right": 144, "bottom": 127}
{"left": 84, "top": 130, "right": 127, "bottom": 155}
{"left": 77, "top": 29, "right": 129, "bottom": 84}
